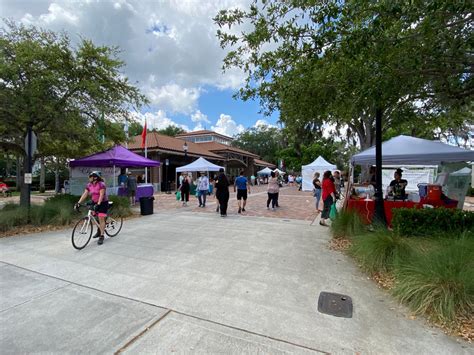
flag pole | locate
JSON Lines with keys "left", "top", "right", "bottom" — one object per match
{"left": 145, "top": 121, "right": 148, "bottom": 184}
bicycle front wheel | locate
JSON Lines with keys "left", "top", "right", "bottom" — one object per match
{"left": 105, "top": 216, "right": 123, "bottom": 237}
{"left": 72, "top": 217, "right": 93, "bottom": 250}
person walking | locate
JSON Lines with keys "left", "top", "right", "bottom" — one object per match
{"left": 266, "top": 171, "right": 279, "bottom": 210}
{"left": 180, "top": 173, "right": 190, "bottom": 206}
{"left": 234, "top": 170, "right": 250, "bottom": 213}
{"left": 320, "top": 170, "right": 336, "bottom": 227}
{"left": 215, "top": 168, "right": 230, "bottom": 217}
{"left": 313, "top": 172, "right": 322, "bottom": 212}
{"left": 275, "top": 171, "right": 282, "bottom": 207}
{"left": 197, "top": 172, "right": 209, "bottom": 207}
{"left": 126, "top": 172, "right": 137, "bottom": 206}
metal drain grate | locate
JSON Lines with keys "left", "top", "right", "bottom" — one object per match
{"left": 317, "top": 292, "right": 353, "bottom": 318}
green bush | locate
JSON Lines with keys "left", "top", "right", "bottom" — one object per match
{"left": 392, "top": 208, "right": 474, "bottom": 237}
{"left": 349, "top": 230, "right": 413, "bottom": 272}
{"left": 331, "top": 209, "right": 366, "bottom": 238}
{"left": 0, "top": 194, "right": 131, "bottom": 233}
{"left": 392, "top": 237, "right": 474, "bottom": 322}
{"left": 108, "top": 195, "right": 132, "bottom": 217}
{"left": 0, "top": 206, "right": 29, "bottom": 232}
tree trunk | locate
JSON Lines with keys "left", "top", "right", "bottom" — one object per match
{"left": 19, "top": 154, "right": 29, "bottom": 207}
{"left": 16, "top": 155, "right": 21, "bottom": 191}
{"left": 5, "top": 153, "right": 11, "bottom": 176}
{"left": 40, "top": 156, "right": 46, "bottom": 193}
{"left": 54, "top": 164, "right": 60, "bottom": 193}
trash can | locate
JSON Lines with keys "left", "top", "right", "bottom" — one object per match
{"left": 139, "top": 196, "right": 154, "bottom": 216}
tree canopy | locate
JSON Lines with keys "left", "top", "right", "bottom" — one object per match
{"left": 215, "top": 1, "right": 473, "bottom": 150}
{"left": 0, "top": 20, "right": 147, "bottom": 205}
{"left": 233, "top": 124, "right": 281, "bottom": 164}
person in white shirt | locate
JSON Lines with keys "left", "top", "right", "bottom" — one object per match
{"left": 197, "top": 172, "right": 210, "bottom": 207}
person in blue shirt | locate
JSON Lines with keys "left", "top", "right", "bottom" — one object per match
{"left": 234, "top": 170, "right": 251, "bottom": 213}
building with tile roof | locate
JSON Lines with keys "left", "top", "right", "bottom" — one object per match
{"left": 128, "top": 130, "right": 275, "bottom": 190}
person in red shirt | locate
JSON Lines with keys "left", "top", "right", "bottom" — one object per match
{"left": 0, "top": 181, "right": 10, "bottom": 197}
{"left": 320, "top": 170, "right": 336, "bottom": 226}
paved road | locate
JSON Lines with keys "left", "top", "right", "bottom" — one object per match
{"left": 1, "top": 209, "right": 471, "bottom": 354}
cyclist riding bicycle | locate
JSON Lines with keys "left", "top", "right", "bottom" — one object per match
{"left": 75, "top": 171, "right": 108, "bottom": 245}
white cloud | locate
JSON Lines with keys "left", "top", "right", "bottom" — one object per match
{"left": 212, "top": 114, "right": 244, "bottom": 137}
{"left": 131, "top": 110, "right": 189, "bottom": 131}
{"left": 254, "top": 119, "right": 276, "bottom": 128}
{"left": 38, "top": 3, "right": 79, "bottom": 25}
{"left": 11, "top": 0, "right": 248, "bottom": 96}
{"left": 191, "top": 110, "right": 210, "bottom": 123}
{"left": 192, "top": 123, "right": 205, "bottom": 131}
{"left": 144, "top": 83, "right": 200, "bottom": 114}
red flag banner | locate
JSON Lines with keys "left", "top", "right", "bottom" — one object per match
{"left": 141, "top": 121, "right": 147, "bottom": 148}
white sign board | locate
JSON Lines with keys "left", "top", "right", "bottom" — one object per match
{"left": 69, "top": 166, "right": 121, "bottom": 196}
{"left": 24, "top": 173, "right": 32, "bottom": 184}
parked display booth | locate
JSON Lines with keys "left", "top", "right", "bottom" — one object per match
{"left": 347, "top": 135, "right": 474, "bottom": 225}
{"left": 69, "top": 145, "right": 160, "bottom": 202}
{"left": 301, "top": 156, "right": 337, "bottom": 191}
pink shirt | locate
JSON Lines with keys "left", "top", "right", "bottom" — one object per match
{"left": 86, "top": 181, "right": 108, "bottom": 203}
{"left": 267, "top": 177, "right": 280, "bottom": 194}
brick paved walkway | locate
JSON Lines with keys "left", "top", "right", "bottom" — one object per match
{"left": 152, "top": 185, "right": 320, "bottom": 222}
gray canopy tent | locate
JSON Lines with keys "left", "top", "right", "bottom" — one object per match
{"left": 351, "top": 135, "right": 474, "bottom": 166}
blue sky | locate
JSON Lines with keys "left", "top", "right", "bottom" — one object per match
{"left": 1, "top": 0, "right": 279, "bottom": 136}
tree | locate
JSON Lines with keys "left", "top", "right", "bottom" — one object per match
{"left": 215, "top": 1, "right": 473, "bottom": 148}
{"left": 233, "top": 124, "right": 281, "bottom": 163}
{"left": 128, "top": 121, "right": 143, "bottom": 137}
{"left": 0, "top": 21, "right": 147, "bottom": 206}
{"left": 156, "top": 125, "right": 186, "bottom": 137}
{"left": 216, "top": 0, "right": 472, "bottom": 223}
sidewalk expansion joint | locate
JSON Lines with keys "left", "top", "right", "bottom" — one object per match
{"left": 1, "top": 261, "right": 329, "bottom": 354}
{"left": 114, "top": 309, "right": 172, "bottom": 354}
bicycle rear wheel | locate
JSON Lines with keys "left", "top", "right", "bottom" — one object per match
{"left": 72, "top": 217, "right": 93, "bottom": 250}
{"left": 105, "top": 216, "right": 123, "bottom": 237}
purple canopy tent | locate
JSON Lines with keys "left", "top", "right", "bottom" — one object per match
{"left": 69, "top": 145, "right": 160, "bottom": 168}
{"left": 70, "top": 145, "right": 160, "bottom": 191}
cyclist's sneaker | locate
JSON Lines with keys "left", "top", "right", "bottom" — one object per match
{"left": 93, "top": 230, "right": 101, "bottom": 239}
{"left": 98, "top": 236, "right": 104, "bottom": 245}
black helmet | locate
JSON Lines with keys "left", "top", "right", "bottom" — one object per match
{"left": 89, "top": 171, "right": 102, "bottom": 178}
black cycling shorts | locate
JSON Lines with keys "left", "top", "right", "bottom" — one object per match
{"left": 237, "top": 190, "right": 248, "bottom": 201}
{"left": 95, "top": 201, "right": 109, "bottom": 216}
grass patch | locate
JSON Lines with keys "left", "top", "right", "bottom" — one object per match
{"left": 349, "top": 230, "right": 412, "bottom": 273}
{"left": 0, "top": 194, "right": 131, "bottom": 233}
{"left": 331, "top": 209, "right": 366, "bottom": 239}
{"left": 392, "top": 237, "right": 474, "bottom": 323}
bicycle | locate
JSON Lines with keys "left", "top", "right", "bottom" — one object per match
{"left": 71, "top": 201, "right": 123, "bottom": 250}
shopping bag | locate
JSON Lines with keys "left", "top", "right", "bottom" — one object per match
{"left": 329, "top": 203, "right": 337, "bottom": 220}
{"left": 176, "top": 191, "right": 181, "bottom": 201}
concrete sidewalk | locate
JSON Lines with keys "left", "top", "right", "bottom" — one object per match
{"left": 0, "top": 211, "right": 471, "bottom": 354}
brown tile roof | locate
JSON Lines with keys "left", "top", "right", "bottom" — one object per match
{"left": 128, "top": 132, "right": 224, "bottom": 160}
{"left": 254, "top": 159, "right": 276, "bottom": 168}
{"left": 197, "top": 142, "right": 259, "bottom": 158}
{"left": 176, "top": 130, "right": 233, "bottom": 140}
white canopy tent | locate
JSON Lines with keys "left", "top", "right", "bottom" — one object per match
{"left": 257, "top": 167, "right": 273, "bottom": 175}
{"left": 301, "top": 156, "right": 337, "bottom": 191}
{"left": 176, "top": 157, "right": 224, "bottom": 173}
{"left": 273, "top": 168, "right": 286, "bottom": 175}
{"left": 351, "top": 135, "right": 474, "bottom": 165}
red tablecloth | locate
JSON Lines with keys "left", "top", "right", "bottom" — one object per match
{"left": 346, "top": 198, "right": 457, "bottom": 226}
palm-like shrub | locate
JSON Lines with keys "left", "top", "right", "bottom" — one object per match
{"left": 349, "top": 230, "right": 412, "bottom": 272}
{"left": 392, "top": 237, "right": 474, "bottom": 322}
